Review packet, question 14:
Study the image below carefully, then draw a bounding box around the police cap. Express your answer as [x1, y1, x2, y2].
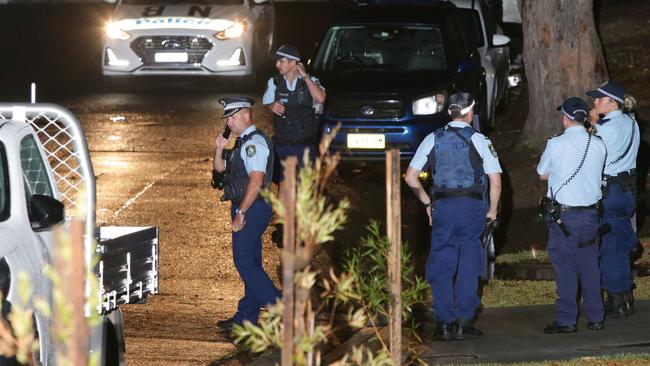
[447, 92, 475, 116]
[275, 44, 301, 62]
[556, 97, 589, 123]
[219, 96, 254, 118]
[586, 81, 624, 103]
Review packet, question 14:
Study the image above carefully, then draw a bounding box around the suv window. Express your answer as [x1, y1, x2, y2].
[314, 25, 447, 72]
[20, 136, 54, 204]
[480, 0, 498, 46]
[0, 143, 9, 221]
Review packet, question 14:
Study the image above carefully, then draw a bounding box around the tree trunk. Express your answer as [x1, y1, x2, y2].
[520, 0, 607, 148]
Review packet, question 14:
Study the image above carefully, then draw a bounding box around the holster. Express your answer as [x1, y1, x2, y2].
[538, 196, 558, 222]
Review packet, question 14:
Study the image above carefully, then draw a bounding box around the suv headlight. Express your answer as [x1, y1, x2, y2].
[214, 21, 247, 40]
[412, 94, 446, 115]
[105, 22, 131, 40]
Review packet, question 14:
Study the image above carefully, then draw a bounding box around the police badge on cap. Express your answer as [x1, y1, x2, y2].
[219, 96, 255, 118]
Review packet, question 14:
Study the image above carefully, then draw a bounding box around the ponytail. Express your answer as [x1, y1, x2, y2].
[623, 95, 636, 114]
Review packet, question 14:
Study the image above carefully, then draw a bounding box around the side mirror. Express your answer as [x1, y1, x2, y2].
[28, 194, 64, 231]
[492, 34, 511, 47]
[457, 58, 479, 74]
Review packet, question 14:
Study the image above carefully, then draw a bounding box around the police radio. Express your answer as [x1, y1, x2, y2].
[211, 126, 233, 190]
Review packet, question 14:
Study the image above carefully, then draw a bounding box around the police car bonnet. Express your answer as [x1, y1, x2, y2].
[220, 97, 255, 118]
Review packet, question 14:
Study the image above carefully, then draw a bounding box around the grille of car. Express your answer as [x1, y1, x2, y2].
[328, 98, 405, 119]
[130, 36, 213, 65]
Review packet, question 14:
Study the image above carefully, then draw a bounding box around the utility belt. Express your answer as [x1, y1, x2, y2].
[431, 191, 483, 201]
[602, 169, 636, 197]
[538, 197, 599, 238]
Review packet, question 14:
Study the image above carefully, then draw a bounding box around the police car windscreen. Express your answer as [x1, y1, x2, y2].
[314, 25, 447, 72]
[122, 0, 243, 4]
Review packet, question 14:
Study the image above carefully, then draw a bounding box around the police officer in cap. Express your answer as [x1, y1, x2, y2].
[213, 97, 281, 330]
[405, 92, 502, 340]
[263, 44, 326, 245]
[537, 97, 607, 334]
[586, 81, 640, 318]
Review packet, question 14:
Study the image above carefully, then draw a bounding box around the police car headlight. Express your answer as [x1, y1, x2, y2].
[105, 22, 131, 40]
[412, 94, 446, 115]
[215, 21, 247, 40]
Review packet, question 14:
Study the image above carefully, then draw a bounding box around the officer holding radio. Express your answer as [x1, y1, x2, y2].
[405, 92, 502, 341]
[263, 44, 326, 246]
[537, 97, 607, 334]
[213, 97, 281, 330]
[586, 81, 640, 318]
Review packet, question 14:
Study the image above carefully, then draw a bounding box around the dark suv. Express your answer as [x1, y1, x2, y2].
[311, 1, 485, 159]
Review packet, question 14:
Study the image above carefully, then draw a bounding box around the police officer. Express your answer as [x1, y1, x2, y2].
[262, 44, 326, 244]
[405, 92, 502, 341]
[586, 81, 640, 317]
[213, 97, 281, 330]
[537, 97, 607, 334]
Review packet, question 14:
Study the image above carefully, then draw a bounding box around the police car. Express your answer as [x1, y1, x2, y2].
[312, 1, 486, 160]
[102, 0, 273, 77]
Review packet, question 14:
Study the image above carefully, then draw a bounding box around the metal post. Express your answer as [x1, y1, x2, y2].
[385, 149, 401, 365]
[281, 157, 298, 366]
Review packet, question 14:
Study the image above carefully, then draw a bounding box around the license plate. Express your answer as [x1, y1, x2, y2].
[155, 52, 188, 63]
[346, 133, 386, 149]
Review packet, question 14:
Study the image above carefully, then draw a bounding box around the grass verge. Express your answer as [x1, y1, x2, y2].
[475, 353, 650, 366]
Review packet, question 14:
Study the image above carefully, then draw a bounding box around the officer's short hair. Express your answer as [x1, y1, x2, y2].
[448, 92, 475, 119]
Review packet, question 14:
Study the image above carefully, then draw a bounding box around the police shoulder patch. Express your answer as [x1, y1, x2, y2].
[488, 143, 498, 158]
[246, 144, 256, 157]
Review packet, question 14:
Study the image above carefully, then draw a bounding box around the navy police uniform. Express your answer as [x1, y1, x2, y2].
[537, 97, 607, 333]
[409, 96, 502, 334]
[219, 97, 281, 326]
[262, 44, 325, 182]
[587, 82, 640, 315]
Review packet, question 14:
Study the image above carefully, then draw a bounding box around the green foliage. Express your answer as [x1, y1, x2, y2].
[332, 346, 393, 366]
[342, 221, 429, 321]
[495, 249, 548, 265]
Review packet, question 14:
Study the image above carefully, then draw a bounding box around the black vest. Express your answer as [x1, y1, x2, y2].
[223, 130, 274, 203]
[426, 126, 486, 201]
[272, 76, 319, 145]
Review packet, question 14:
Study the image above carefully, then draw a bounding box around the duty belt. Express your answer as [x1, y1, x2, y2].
[560, 203, 599, 212]
[604, 168, 636, 180]
[433, 191, 483, 200]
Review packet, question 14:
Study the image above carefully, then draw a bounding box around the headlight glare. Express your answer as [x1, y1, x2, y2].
[106, 22, 131, 40]
[412, 93, 446, 115]
[215, 21, 246, 40]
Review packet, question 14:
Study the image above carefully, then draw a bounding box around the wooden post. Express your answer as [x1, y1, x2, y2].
[385, 149, 401, 365]
[54, 219, 88, 366]
[281, 157, 298, 366]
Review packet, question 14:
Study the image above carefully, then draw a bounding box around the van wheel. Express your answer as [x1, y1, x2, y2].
[104, 318, 124, 366]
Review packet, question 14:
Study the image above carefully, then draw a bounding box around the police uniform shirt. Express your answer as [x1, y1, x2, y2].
[536, 126, 607, 206]
[239, 125, 270, 175]
[262, 75, 326, 113]
[409, 121, 503, 174]
[594, 109, 640, 176]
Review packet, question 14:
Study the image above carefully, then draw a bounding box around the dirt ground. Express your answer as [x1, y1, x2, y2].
[114, 1, 650, 364]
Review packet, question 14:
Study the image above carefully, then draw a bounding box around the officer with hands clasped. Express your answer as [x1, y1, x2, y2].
[213, 97, 281, 330]
[537, 97, 607, 334]
[586, 81, 640, 318]
[405, 92, 502, 341]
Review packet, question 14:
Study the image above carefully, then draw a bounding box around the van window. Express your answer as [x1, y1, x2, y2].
[0, 143, 9, 221]
[20, 136, 54, 203]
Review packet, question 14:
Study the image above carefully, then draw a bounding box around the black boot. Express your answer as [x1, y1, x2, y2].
[622, 289, 635, 315]
[453, 319, 483, 340]
[272, 223, 283, 248]
[605, 291, 628, 319]
[433, 321, 452, 341]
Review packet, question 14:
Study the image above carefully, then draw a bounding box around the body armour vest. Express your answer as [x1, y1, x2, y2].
[273, 76, 318, 145]
[427, 126, 486, 201]
[223, 130, 274, 204]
